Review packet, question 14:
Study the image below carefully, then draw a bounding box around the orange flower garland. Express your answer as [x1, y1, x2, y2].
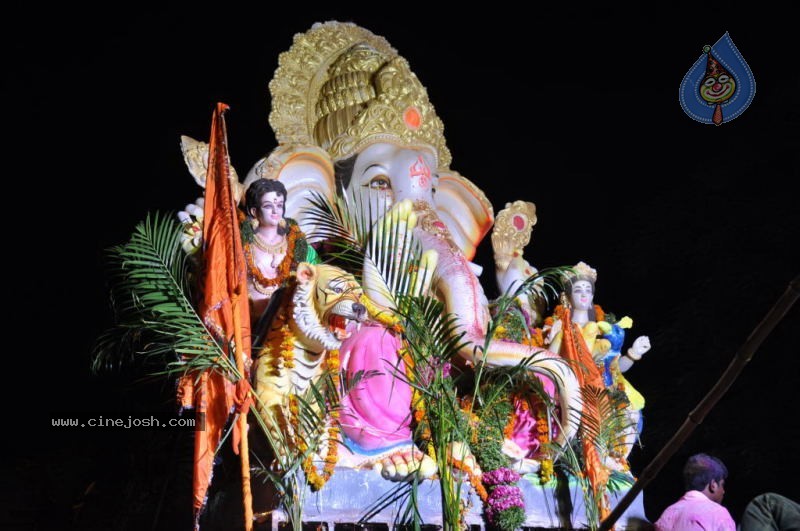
[548, 304, 605, 324]
[522, 328, 545, 348]
[295, 349, 341, 491]
[594, 304, 605, 323]
[535, 410, 553, 484]
[450, 456, 488, 502]
[403, 347, 436, 458]
[245, 223, 300, 289]
[503, 396, 525, 440]
[279, 324, 295, 369]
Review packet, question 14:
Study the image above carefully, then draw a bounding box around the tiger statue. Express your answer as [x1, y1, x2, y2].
[252, 262, 367, 452]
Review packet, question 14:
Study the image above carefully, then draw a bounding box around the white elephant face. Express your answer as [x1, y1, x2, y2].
[347, 143, 438, 211]
[248, 142, 493, 260]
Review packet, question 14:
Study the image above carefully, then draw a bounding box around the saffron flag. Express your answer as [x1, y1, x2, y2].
[179, 102, 252, 520]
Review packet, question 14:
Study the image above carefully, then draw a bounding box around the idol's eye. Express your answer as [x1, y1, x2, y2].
[718, 74, 729, 83]
[704, 77, 716, 87]
[365, 175, 391, 191]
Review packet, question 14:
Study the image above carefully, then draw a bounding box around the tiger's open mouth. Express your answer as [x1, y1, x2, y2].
[328, 314, 363, 340]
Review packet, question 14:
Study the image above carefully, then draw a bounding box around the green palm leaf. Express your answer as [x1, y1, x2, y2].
[92, 213, 238, 380]
[305, 190, 426, 310]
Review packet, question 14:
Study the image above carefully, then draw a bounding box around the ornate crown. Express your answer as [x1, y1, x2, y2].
[567, 261, 598, 284]
[491, 201, 538, 270]
[269, 21, 451, 169]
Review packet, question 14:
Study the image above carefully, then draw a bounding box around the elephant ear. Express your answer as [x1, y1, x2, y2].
[179, 135, 244, 201]
[435, 170, 494, 261]
[243, 145, 335, 243]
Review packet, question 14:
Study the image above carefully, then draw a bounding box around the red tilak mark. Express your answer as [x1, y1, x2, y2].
[410, 156, 431, 188]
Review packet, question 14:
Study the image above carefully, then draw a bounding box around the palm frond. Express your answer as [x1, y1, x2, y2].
[305, 191, 367, 272]
[489, 266, 572, 332]
[307, 190, 429, 311]
[574, 386, 633, 455]
[510, 265, 573, 305]
[358, 481, 414, 526]
[91, 213, 240, 379]
[399, 296, 467, 363]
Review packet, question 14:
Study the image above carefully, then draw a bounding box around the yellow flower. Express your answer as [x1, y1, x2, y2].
[540, 459, 554, 484]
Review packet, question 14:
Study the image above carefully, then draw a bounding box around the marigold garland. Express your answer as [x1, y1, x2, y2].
[503, 396, 527, 440]
[594, 304, 605, 323]
[549, 304, 605, 324]
[522, 327, 545, 348]
[535, 410, 553, 484]
[279, 324, 295, 369]
[245, 223, 300, 289]
[450, 456, 488, 502]
[404, 347, 434, 452]
[287, 348, 342, 491]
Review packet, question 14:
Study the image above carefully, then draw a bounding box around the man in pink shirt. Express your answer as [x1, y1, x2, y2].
[655, 453, 736, 531]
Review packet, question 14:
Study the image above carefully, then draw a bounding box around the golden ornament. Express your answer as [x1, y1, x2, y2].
[269, 21, 451, 169]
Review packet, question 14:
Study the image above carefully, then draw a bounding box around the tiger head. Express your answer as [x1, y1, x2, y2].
[292, 262, 367, 352]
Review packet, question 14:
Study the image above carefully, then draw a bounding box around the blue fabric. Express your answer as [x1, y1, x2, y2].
[601, 324, 626, 387]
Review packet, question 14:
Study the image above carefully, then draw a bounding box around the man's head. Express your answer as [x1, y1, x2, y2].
[683, 453, 728, 503]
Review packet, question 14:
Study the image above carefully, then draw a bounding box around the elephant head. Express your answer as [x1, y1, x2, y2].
[240, 22, 583, 447]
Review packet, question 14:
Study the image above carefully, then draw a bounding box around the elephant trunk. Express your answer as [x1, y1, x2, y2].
[460, 332, 582, 445]
[413, 219, 582, 444]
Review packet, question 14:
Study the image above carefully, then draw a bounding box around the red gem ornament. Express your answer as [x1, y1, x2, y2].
[403, 107, 421, 130]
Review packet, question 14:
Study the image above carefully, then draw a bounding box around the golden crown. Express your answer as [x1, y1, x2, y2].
[269, 21, 451, 168]
[569, 261, 598, 284]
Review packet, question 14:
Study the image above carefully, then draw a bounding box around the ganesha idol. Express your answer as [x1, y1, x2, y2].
[180, 22, 582, 479]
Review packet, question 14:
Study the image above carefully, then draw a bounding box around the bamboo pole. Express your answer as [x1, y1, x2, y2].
[218, 101, 253, 531]
[232, 289, 253, 531]
[599, 275, 800, 531]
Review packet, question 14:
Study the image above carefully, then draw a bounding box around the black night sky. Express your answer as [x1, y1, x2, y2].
[4, 6, 799, 530]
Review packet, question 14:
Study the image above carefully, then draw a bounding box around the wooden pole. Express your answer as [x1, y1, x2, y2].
[599, 275, 800, 531]
[232, 290, 253, 531]
[217, 101, 253, 531]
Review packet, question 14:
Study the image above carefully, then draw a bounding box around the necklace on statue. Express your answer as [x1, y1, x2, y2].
[253, 233, 287, 267]
[243, 225, 297, 293]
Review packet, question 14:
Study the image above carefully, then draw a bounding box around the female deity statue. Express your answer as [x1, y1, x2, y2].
[544, 262, 652, 467]
[242, 178, 318, 319]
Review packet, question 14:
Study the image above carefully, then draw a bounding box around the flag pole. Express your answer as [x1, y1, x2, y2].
[232, 290, 253, 531]
[201, 102, 253, 530]
[216, 103, 254, 531]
